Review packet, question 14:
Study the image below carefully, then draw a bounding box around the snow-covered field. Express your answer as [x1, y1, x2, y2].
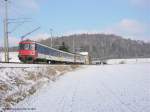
[107, 58, 150, 64]
[13, 63, 150, 112]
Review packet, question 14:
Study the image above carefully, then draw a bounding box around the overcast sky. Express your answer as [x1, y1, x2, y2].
[0, 0, 149, 46]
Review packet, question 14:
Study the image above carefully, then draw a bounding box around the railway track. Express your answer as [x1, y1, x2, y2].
[0, 61, 24, 64]
[0, 61, 82, 68]
[0, 61, 57, 68]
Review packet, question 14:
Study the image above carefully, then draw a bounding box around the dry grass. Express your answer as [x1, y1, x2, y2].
[70, 65, 80, 69]
[54, 66, 68, 72]
[14, 77, 26, 86]
[0, 84, 8, 91]
[3, 85, 38, 109]
[28, 86, 36, 95]
[46, 67, 57, 76]
[25, 72, 43, 81]
[4, 92, 24, 106]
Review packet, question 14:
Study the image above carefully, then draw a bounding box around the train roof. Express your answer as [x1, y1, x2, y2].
[19, 39, 36, 44]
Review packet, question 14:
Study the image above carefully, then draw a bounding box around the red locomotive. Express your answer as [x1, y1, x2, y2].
[18, 40, 37, 63]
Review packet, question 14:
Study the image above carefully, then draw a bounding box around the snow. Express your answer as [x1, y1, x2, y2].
[107, 58, 150, 65]
[0, 63, 56, 68]
[0, 67, 50, 111]
[79, 52, 88, 55]
[0, 52, 20, 62]
[14, 63, 150, 112]
[0, 65, 77, 111]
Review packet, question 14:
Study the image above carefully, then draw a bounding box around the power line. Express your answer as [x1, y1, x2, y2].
[8, 20, 31, 34]
[21, 26, 40, 41]
[8, 1, 42, 35]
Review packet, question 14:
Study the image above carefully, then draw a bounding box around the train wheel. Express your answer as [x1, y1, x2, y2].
[47, 60, 51, 64]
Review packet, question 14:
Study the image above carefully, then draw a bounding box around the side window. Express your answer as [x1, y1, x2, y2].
[37, 44, 43, 53]
[30, 44, 35, 50]
[24, 44, 29, 50]
[35, 44, 37, 50]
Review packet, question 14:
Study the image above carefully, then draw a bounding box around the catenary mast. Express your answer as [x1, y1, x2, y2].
[4, 0, 9, 62]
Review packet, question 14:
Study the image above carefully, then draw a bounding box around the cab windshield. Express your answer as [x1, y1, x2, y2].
[19, 44, 35, 50]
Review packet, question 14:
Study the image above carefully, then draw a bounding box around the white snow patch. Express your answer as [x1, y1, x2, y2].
[0, 52, 20, 62]
[107, 58, 150, 65]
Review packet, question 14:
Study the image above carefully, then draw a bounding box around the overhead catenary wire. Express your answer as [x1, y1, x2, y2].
[6, 0, 42, 39]
[8, 20, 31, 34]
[21, 26, 40, 41]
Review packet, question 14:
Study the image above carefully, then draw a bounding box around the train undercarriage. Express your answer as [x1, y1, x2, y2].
[18, 55, 83, 64]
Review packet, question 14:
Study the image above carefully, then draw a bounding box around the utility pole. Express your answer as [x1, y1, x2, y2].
[4, 0, 9, 62]
[73, 36, 76, 63]
[73, 36, 75, 53]
[50, 28, 53, 47]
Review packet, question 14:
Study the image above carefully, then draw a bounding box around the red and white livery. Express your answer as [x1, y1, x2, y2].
[18, 40, 86, 64]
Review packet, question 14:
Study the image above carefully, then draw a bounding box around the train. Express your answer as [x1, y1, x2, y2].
[18, 39, 88, 64]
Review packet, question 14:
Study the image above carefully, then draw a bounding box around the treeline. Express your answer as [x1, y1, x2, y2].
[40, 34, 150, 59]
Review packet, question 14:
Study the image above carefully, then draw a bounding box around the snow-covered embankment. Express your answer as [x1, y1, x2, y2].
[0, 65, 79, 111]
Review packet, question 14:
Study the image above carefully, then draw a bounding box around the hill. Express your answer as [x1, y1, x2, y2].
[40, 34, 150, 59]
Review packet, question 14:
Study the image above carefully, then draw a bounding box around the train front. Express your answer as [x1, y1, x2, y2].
[18, 40, 37, 63]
